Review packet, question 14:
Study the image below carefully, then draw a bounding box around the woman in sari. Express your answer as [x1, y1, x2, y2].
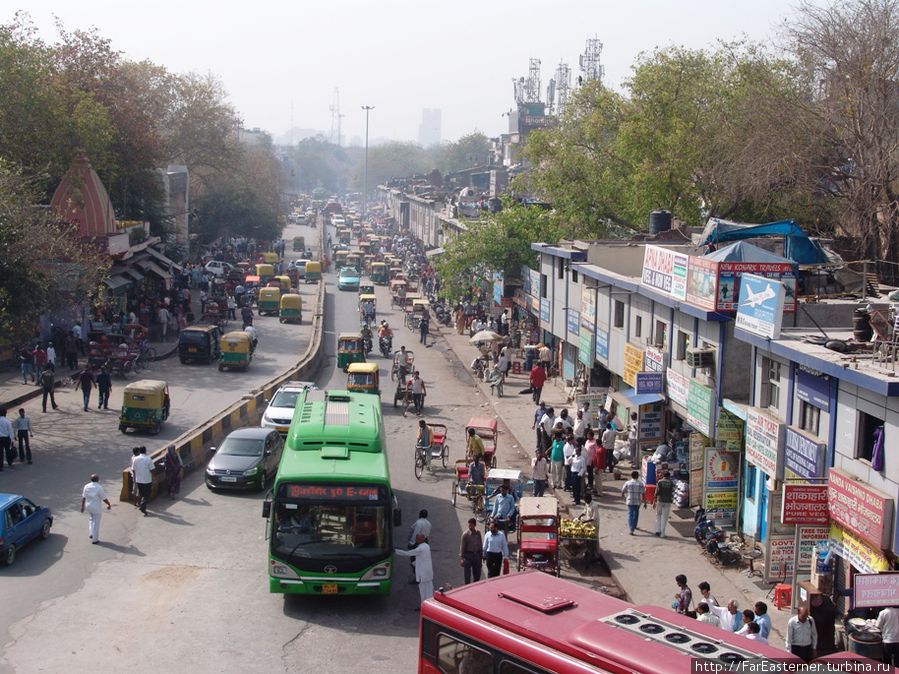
[164, 444, 183, 498]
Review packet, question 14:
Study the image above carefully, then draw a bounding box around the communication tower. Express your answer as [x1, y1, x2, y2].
[579, 37, 604, 83]
[329, 88, 343, 146]
[553, 61, 571, 116]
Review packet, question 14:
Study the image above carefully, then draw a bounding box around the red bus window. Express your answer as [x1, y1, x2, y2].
[436, 633, 492, 673]
[499, 661, 545, 674]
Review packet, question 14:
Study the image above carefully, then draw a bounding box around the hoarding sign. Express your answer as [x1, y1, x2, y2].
[686, 380, 714, 437]
[745, 407, 785, 480]
[716, 410, 744, 452]
[636, 372, 665, 395]
[644, 346, 666, 373]
[782, 484, 830, 525]
[567, 309, 580, 337]
[686, 256, 719, 311]
[529, 269, 541, 298]
[735, 273, 786, 340]
[829, 524, 891, 574]
[704, 448, 740, 488]
[539, 297, 550, 323]
[854, 573, 899, 608]
[666, 367, 689, 408]
[704, 489, 738, 524]
[796, 370, 831, 412]
[578, 331, 593, 366]
[595, 326, 609, 361]
[828, 468, 893, 550]
[784, 426, 827, 481]
[641, 245, 688, 300]
[718, 262, 797, 313]
[638, 402, 664, 442]
[580, 286, 595, 333]
[768, 527, 833, 577]
[622, 344, 644, 388]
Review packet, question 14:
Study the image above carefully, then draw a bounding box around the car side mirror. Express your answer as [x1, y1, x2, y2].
[208, 446, 217, 454]
[262, 501, 271, 519]
[393, 508, 402, 527]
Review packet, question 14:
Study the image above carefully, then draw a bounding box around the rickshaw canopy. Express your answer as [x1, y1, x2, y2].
[280, 293, 302, 310]
[122, 379, 168, 406]
[221, 331, 252, 351]
[258, 287, 281, 302]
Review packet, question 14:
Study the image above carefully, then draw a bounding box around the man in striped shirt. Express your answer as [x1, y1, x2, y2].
[620, 471, 644, 535]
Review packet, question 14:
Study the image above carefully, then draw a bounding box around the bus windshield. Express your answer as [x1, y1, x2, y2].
[272, 500, 388, 563]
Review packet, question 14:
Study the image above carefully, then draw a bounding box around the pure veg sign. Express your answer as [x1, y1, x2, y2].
[782, 484, 829, 525]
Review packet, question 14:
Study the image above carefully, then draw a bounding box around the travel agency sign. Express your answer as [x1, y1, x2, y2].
[735, 273, 786, 340]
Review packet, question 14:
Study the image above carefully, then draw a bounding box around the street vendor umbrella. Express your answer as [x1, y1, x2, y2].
[469, 330, 502, 343]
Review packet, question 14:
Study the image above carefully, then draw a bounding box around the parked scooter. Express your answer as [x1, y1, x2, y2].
[693, 508, 726, 547]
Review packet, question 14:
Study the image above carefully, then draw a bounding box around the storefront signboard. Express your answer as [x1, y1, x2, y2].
[745, 407, 785, 480]
[686, 256, 719, 311]
[623, 344, 644, 388]
[529, 269, 541, 298]
[666, 367, 689, 408]
[539, 297, 550, 323]
[578, 331, 593, 366]
[796, 370, 831, 412]
[704, 489, 738, 524]
[686, 380, 714, 437]
[567, 309, 580, 337]
[638, 402, 664, 442]
[735, 274, 786, 340]
[595, 326, 609, 361]
[641, 245, 688, 301]
[828, 468, 893, 550]
[704, 448, 740, 488]
[718, 262, 797, 313]
[768, 526, 832, 577]
[635, 372, 665, 395]
[853, 573, 899, 609]
[782, 484, 829, 525]
[829, 524, 890, 574]
[783, 426, 827, 481]
[644, 346, 666, 373]
[716, 409, 744, 452]
[580, 286, 595, 333]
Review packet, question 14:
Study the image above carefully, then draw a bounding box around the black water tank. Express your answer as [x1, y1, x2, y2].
[853, 307, 873, 342]
[649, 210, 672, 234]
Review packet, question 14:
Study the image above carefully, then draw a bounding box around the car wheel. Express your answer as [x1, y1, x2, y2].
[4, 544, 15, 566]
[40, 519, 51, 540]
[259, 472, 268, 493]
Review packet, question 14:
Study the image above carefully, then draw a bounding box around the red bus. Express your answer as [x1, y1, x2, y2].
[420, 571, 805, 673]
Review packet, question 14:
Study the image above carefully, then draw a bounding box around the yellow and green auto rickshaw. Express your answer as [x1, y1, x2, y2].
[292, 236, 305, 252]
[337, 332, 365, 371]
[119, 379, 170, 434]
[304, 261, 322, 283]
[255, 263, 275, 283]
[275, 275, 292, 293]
[346, 252, 361, 270]
[359, 293, 377, 325]
[219, 331, 253, 371]
[338, 228, 352, 244]
[260, 251, 280, 265]
[347, 362, 380, 396]
[334, 251, 348, 270]
[370, 262, 387, 284]
[257, 287, 281, 315]
[279, 293, 303, 324]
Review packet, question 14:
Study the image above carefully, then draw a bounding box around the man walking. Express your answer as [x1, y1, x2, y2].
[410, 371, 426, 415]
[620, 470, 644, 535]
[532, 449, 549, 497]
[601, 423, 619, 473]
[459, 518, 483, 585]
[158, 304, 171, 341]
[77, 366, 96, 412]
[131, 446, 154, 515]
[529, 362, 546, 404]
[0, 408, 14, 470]
[39, 365, 58, 412]
[532, 401, 546, 449]
[483, 521, 509, 578]
[96, 367, 112, 410]
[81, 474, 112, 544]
[394, 534, 433, 606]
[538, 343, 551, 374]
[785, 606, 817, 662]
[570, 444, 587, 505]
[653, 470, 674, 537]
[64, 333, 78, 370]
[14, 408, 33, 465]
[418, 311, 430, 346]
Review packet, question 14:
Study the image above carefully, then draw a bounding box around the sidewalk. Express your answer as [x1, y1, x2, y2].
[436, 323, 791, 646]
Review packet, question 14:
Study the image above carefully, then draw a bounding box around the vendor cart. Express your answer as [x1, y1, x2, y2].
[559, 517, 599, 567]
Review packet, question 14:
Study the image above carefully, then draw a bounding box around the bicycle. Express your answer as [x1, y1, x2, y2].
[414, 444, 430, 480]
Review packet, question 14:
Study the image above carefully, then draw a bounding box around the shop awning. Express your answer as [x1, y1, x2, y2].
[136, 259, 172, 280]
[145, 246, 182, 273]
[425, 247, 445, 258]
[102, 274, 132, 291]
[607, 387, 665, 411]
[124, 268, 145, 282]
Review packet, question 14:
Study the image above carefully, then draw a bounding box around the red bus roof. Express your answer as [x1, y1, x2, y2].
[425, 572, 799, 673]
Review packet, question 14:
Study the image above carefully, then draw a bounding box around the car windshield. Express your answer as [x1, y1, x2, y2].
[273, 502, 388, 560]
[270, 390, 302, 408]
[218, 438, 265, 456]
[340, 268, 358, 278]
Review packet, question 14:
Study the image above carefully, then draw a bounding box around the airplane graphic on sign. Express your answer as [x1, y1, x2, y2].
[741, 284, 776, 308]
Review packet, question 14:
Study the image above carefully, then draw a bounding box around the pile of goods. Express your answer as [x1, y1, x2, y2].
[560, 518, 597, 539]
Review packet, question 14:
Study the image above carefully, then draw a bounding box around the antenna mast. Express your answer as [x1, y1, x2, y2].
[329, 88, 341, 145]
[578, 37, 604, 83]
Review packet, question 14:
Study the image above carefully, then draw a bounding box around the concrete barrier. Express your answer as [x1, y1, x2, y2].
[119, 278, 327, 501]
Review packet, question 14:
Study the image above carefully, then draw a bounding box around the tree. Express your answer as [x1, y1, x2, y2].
[436, 131, 491, 173]
[435, 200, 564, 301]
[350, 141, 431, 191]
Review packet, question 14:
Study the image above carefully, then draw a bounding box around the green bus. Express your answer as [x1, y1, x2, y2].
[263, 388, 401, 596]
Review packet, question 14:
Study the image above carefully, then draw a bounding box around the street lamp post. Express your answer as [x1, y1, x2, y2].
[361, 105, 374, 218]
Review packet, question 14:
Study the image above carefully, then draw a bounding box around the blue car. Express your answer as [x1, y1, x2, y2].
[0, 493, 53, 566]
[337, 267, 361, 291]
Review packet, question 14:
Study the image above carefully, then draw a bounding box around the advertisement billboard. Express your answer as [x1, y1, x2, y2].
[641, 245, 688, 300]
[686, 256, 719, 311]
[580, 286, 595, 333]
[828, 468, 893, 550]
[782, 484, 830, 525]
[745, 407, 785, 480]
[735, 274, 786, 340]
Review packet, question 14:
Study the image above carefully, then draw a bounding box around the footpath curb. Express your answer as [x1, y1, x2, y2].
[118, 280, 327, 501]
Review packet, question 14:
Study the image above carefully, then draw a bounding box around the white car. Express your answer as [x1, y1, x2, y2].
[331, 214, 346, 227]
[261, 381, 316, 434]
[204, 260, 234, 278]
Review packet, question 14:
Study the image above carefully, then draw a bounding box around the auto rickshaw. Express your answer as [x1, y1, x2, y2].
[334, 251, 348, 270]
[389, 267, 404, 281]
[338, 228, 352, 244]
[359, 293, 377, 325]
[304, 261, 322, 283]
[337, 333, 366, 371]
[119, 379, 170, 434]
[371, 262, 387, 284]
[257, 287, 281, 315]
[255, 263, 275, 283]
[346, 362, 380, 396]
[359, 241, 372, 255]
[276, 274, 292, 292]
[358, 283, 375, 297]
[260, 251, 280, 265]
[346, 252, 361, 270]
[279, 293, 303, 324]
[219, 331, 253, 371]
[406, 298, 430, 330]
[292, 236, 305, 252]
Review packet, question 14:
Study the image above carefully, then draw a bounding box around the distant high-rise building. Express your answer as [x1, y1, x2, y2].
[418, 109, 442, 147]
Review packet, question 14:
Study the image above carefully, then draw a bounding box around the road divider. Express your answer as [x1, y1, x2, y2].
[119, 278, 326, 501]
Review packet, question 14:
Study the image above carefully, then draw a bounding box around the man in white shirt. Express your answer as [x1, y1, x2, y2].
[745, 622, 767, 644]
[785, 607, 817, 662]
[539, 407, 555, 450]
[483, 521, 509, 578]
[601, 425, 619, 472]
[131, 447, 154, 515]
[712, 600, 742, 632]
[877, 606, 899, 666]
[698, 581, 718, 608]
[0, 408, 15, 470]
[81, 474, 112, 543]
[405, 510, 431, 583]
[394, 534, 433, 606]
[573, 410, 587, 443]
[696, 602, 720, 627]
[570, 445, 587, 505]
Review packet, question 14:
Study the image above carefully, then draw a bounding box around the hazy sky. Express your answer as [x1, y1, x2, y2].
[12, 1, 809, 144]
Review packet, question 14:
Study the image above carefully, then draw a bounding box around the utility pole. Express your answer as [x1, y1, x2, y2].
[361, 105, 374, 217]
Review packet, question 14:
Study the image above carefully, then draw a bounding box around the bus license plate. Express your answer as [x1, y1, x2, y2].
[219, 476, 237, 483]
[322, 584, 338, 595]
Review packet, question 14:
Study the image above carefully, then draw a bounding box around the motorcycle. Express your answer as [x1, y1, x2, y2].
[379, 335, 392, 357]
[362, 335, 372, 355]
[694, 508, 726, 547]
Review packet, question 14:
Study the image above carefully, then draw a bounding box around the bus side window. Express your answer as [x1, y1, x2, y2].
[499, 660, 545, 674]
[436, 633, 492, 674]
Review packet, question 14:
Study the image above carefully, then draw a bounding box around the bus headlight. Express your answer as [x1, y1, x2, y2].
[270, 561, 299, 579]
[361, 563, 391, 581]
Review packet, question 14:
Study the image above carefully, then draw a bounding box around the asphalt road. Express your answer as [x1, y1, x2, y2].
[1, 224, 495, 673]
